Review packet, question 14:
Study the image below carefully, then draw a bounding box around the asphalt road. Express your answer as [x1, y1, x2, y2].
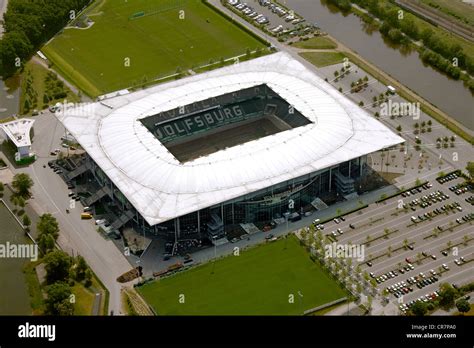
[19, 111, 132, 315]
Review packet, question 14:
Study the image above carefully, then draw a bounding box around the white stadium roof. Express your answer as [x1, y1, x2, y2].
[57, 52, 404, 226]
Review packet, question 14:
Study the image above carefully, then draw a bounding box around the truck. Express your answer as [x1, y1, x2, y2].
[81, 213, 92, 219]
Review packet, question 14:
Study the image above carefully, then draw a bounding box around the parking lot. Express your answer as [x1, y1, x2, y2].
[314, 173, 473, 314]
[226, 0, 313, 37]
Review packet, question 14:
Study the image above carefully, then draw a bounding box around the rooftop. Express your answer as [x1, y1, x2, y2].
[0, 118, 35, 148]
[56, 52, 404, 226]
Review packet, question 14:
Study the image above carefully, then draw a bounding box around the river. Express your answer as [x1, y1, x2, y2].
[286, 0, 474, 131]
[0, 77, 20, 120]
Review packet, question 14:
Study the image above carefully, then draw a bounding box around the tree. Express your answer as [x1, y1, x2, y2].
[84, 269, 93, 288]
[396, 125, 402, 132]
[37, 213, 60, 240]
[74, 255, 88, 282]
[466, 162, 474, 181]
[17, 196, 25, 208]
[416, 251, 425, 260]
[366, 295, 373, 313]
[38, 233, 56, 254]
[10, 195, 19, 211]
[44, 282, 74, 316]
[44, 250, 71, 284]
[22, 214, 31, 231]
[11, 173, 33, 198]
[403, 239, 409, 250]
[411, 301, 427, 316]
[438, 283, 457, 309]
[456, 298, 470, 314]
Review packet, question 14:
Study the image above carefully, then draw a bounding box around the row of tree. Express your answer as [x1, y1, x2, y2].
[43, 251, 92, 315]
[0, 0, 90, 78]
[410, 283, 472, 316]
[420, 49, 462, 79]
[326, 0, 352, 12]
[337, 0, 474, 92]
[4, 173, 93, 315]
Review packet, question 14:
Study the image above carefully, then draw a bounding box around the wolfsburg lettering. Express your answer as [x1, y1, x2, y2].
[154, 105, 244, 141]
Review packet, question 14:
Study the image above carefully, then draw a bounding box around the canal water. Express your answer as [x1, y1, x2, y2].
[286, 0, 474, 130]
[0, 76, 20, 120]
[0, 203, 31, 315]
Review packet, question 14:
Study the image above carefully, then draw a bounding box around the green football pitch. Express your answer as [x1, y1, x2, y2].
[42, 0, 267, 97]
[137, 236, 347, 315]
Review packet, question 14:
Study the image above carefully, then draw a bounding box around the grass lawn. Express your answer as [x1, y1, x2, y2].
[19, 60, 79, 115]
[138, 236, 347, 315]
[299, 51, 347, 67]
[419, 0, 474, 27]
[42, 0, 267, 97]
[293, 36, 337, 49]
[72, 283, 96, 315]
[454, 303, 474, 316]
[23, 259, 107, 315]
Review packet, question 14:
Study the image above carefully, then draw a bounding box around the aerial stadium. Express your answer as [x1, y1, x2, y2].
[55, 52, 404, 245]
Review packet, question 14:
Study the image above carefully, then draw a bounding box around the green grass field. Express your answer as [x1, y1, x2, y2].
[299, 51, 347, 67]
[420, 0, 474, 27]
[138, 236, 347, 315]
[293, 36, 337, 50]
[42, 0, 267, 97]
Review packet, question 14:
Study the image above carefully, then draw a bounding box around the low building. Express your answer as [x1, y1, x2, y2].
[0, 118, 36, 163]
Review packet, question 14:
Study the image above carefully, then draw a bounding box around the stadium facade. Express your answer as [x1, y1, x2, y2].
[56, 52, 404, 241]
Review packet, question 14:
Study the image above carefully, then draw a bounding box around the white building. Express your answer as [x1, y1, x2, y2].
[0, 118, 35, 162]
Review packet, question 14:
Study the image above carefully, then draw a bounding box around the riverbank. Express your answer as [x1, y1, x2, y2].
[331, 43, 474, 144]
[293, 32, 473, 144]
[286, 0, 473, 133]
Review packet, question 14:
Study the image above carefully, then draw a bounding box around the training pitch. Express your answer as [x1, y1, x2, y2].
[43, 0, 266, 97]
[137, 236, 347, 315]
